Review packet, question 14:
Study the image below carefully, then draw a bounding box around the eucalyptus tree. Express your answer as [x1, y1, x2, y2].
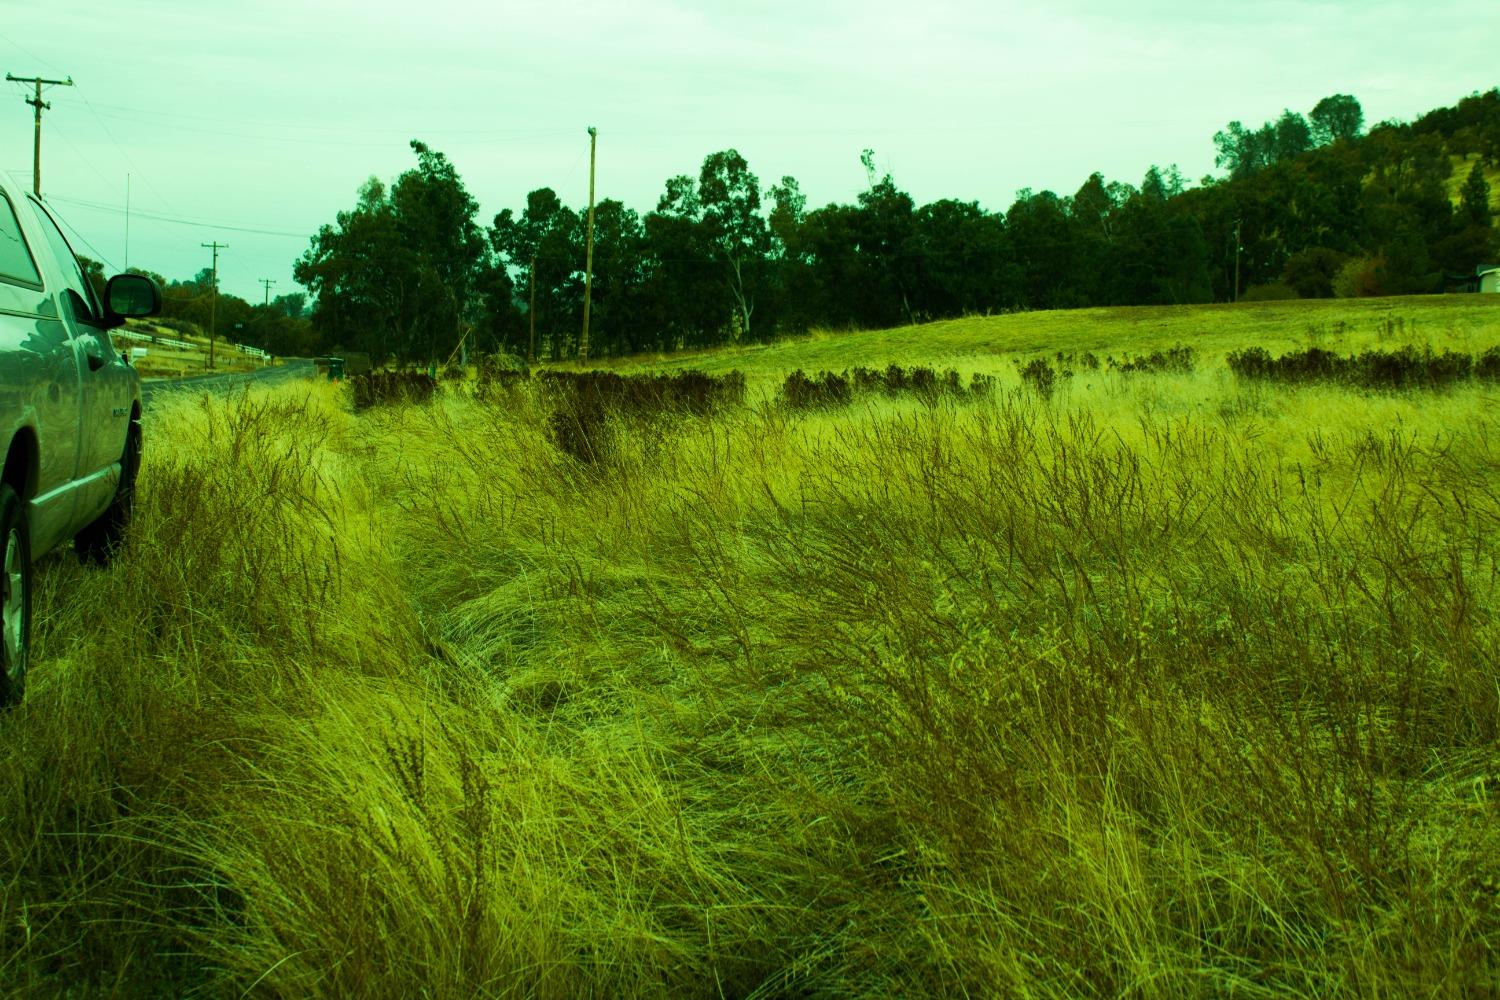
[490, 188, 582, 360]
[297, 141, 490, 363]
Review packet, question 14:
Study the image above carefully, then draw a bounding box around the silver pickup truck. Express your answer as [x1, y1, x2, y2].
[0, 172, 161, 706]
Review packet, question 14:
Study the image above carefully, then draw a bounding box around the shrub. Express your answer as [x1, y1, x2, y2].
[348, 370, 440, 411]
[778, 365, 972, 411]
[1282, 247, 1350, 299]
[535, 369, 747, 461]
[1018, 358, 1058, 399]
[1332, 257, 1383, 298]
[1108, 345, 1196, 375]
[779, 369, 852, 410]
[1227, 345, 1486, 390]
[1478, 347, 1500, 381]
[1242, 281, 1300, 302]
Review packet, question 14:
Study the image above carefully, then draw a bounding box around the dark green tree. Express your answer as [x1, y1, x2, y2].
[855, 149, 918, 324]
[641, 177, 722, 350]
[270, 291, 306, 319]
[1281, 247, 1348, 298]
[391, 141, 488, 362]
[490, 188, 581, 360]
[584, 199, 647, 354]
[1273, 110, 1313, 161]
[697, 149, 768, 341]
[1006, 188, 1080, 309]
[296, 177, 412, 363]
[909, 199, 1011, 318]
[1459, 159, 1493, 227]
[296, 143, 490, 364]
[1309, 94, 1364, 145]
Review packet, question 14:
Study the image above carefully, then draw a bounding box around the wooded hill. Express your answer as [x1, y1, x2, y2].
[291, 88, 1500, 363]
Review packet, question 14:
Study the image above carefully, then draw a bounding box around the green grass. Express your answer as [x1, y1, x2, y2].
[595, 294, 1500, 389]
[2, 299, 1498, 996]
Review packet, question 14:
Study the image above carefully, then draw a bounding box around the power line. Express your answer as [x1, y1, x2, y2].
[45, 194, 311, 238]
[45, 198, 117, 272]
[44, 114, 122, 197]
[69, 83, 177, 213]
[53, 103, 579, 149]
[0, 30, 60, 77]
[53, 97, 579, 138]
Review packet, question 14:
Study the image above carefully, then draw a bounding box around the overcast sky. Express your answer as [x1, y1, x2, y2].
[2, 1, 1495, 301]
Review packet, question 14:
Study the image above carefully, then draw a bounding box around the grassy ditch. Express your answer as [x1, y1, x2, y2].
[1, 349, 1498, 996]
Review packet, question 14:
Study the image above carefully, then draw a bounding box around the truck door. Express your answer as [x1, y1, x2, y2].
[25, 200, 132, 490]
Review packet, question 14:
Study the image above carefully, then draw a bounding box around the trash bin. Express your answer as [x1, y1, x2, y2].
[327, 357, 345, 381]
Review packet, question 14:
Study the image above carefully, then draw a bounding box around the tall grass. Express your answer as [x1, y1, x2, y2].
[2, 352, 1497, 995]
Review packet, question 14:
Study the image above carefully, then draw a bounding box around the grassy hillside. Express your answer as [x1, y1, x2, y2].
[1447, 152, 1500, 213]
[600, 294, 1500, 388]
[2, 301, 1498, 996]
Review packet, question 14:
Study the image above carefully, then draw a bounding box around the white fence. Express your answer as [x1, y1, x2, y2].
[112, 328, 272, 363]
[114, 328, 195, 350]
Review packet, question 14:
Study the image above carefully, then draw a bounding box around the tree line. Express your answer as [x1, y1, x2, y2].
[137, 88, 1500, 365]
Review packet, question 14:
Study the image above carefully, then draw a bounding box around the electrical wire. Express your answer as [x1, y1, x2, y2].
[44, 198, 118, 272]
[57, 97, 580, 139]
[46, 116, 123, 198]
[69, 83, 178, 213]
[0, 28, 61, 76]
[46, 195, 312, 239]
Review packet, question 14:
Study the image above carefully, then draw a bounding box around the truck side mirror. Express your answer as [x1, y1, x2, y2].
[103, 274, 162, 327]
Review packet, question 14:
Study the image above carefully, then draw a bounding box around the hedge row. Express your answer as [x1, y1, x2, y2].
[778, 365, 988, 410]
[1227, 346, 1500, 388]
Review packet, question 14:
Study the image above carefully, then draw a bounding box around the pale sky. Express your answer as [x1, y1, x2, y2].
[2, 1, 1495, 301]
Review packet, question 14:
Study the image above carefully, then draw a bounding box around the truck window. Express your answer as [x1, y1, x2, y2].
[0, 194, 42, 289]
[27, 199, 103, 326]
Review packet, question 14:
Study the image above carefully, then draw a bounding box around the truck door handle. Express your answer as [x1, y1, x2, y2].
[87, 353, 106, 371]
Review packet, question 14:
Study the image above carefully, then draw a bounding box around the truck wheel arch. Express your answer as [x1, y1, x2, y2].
[3, 428, 38, 503]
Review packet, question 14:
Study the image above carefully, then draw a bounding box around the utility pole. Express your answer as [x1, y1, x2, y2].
[1232, 219, 1242, 304]
[580, 126, 597, 366]
[6, 73, 73, 197]
[260, 278, 276, 306]
[528, 255, 537, 366]
[200, 241, 226, 368]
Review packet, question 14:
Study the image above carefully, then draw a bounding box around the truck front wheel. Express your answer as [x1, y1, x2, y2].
[0, 484, 31, 708]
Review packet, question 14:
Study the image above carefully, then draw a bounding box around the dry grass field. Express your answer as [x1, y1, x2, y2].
[2, 296, 1498, 996]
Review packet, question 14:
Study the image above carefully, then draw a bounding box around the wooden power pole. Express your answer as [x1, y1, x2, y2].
[528, 255, 537, 366]
[580, 126, 597, 366]
[260, 278, 276, 306]
[6, 73, 73, 197]
[1232, 219, 1242, 304]
[200, 241, 227, 368]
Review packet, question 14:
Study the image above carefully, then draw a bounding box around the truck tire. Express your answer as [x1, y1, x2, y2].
[0, 484, 31, 708]
[75, 418, 141, 565]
